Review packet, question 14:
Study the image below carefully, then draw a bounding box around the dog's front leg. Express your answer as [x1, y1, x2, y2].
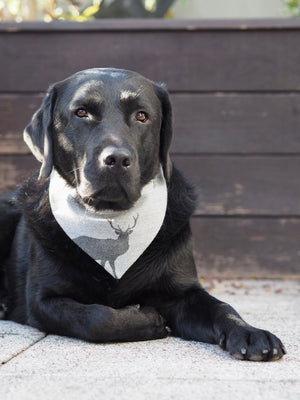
[161, 288, 286, 361]
[27, 297, 167, 342]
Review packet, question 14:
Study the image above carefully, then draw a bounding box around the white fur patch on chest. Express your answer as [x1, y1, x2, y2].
[49, 167, 167, 279]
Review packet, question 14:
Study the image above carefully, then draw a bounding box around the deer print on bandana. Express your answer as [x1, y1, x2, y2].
[49, 166, 167, 279]
[73, 215, 139, 279]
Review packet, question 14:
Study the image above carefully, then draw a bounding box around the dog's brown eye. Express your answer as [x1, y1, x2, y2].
[136, 111, 148, 123]
[75, 108, 88, 118]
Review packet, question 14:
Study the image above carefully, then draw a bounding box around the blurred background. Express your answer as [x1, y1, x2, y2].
[1, 0, 299, 22]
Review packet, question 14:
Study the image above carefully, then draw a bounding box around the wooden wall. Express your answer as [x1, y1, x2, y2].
[1, 19, 300, 277]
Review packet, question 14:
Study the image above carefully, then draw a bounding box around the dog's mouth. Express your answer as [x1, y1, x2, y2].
[77, 183, 141, 212]
[73, 162, 143, 211]
[81, 192, 135, 211]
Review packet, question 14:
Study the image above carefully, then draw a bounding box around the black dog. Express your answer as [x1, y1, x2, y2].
[0, 68, 285, 361]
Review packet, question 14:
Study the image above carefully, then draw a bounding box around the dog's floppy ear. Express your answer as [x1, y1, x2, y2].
[23, 84, 57, 180]
[153, 83, 173, 182]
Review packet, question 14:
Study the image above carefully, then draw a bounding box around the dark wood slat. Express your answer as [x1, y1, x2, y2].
[171, 93, 300, 153]
[1, 29, 300, 92]
[1, 93, 300, 154]
[1, 155, 299, 278]
[0, 94, 43, 154]
[0, 155, 38, 194]
[191, 217, 300, 278]
[2, 19, 300, 32]
[173, 155, 300, 216]
[0, 132, 28, 154]
[2, 154, 300, 217]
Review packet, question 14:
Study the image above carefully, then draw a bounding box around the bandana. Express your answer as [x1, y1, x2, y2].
[49, 167, 167, 279]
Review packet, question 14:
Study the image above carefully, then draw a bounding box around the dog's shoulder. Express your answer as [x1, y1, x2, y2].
[17, 173, 52, 228]
[164, 164, 198, 234]
[16, 174, 101, 277]
[0, 190, 22, 262]
[16, 174, 74, 258]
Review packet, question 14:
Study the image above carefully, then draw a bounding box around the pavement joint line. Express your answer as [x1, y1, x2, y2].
[0, 333, 47, 366]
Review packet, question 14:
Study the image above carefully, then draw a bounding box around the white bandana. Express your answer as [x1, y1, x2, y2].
[49, 167, 167, 279]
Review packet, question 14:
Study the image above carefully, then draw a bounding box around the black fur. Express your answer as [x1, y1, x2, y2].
[0, 68, 285, 361]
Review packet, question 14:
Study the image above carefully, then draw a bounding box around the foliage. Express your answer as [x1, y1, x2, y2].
[0, 0, 175, 22]
[284, 0, 300, 16]
[0, 0, 102, 22]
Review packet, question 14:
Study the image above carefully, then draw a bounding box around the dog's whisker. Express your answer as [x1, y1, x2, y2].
[68, 167, 80, 174]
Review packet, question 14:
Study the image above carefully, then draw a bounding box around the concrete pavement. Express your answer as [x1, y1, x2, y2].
[0, 279, 299, 400]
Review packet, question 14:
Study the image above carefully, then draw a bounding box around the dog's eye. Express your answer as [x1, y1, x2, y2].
[75, 108, 88, 118]
[136, 111, 148, 123]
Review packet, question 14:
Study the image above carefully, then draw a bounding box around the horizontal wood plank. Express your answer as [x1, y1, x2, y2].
[2, 19, 300, 32]
[0, 94, 43, 154]
[1, 155, 299, 278]
[173, 155, 300, 216]
[191, 217, 300, 278]
[0, 155, 38, 194]
[1, 29, 300, 92]
[1, 93, 300, 154]
[171, 93, 300, 153]
[1, 154, 300, 217]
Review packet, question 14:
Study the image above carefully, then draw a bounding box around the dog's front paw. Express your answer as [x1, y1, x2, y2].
[124, 305, 168, 341]
[0, 303, 7, 319]
[139, 306, 169, 339]
[219, 325, 286, 361]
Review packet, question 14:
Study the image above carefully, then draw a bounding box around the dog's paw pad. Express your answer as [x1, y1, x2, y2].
[222, 326, 286, 362]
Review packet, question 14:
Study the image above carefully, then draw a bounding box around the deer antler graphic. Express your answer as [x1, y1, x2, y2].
[108, 214, 139, 234]
[74, 214, 140, 278]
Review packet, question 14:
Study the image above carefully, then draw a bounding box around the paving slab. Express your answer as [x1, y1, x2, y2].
[0, 280, 299, 400]
[0, 320, 45, 364]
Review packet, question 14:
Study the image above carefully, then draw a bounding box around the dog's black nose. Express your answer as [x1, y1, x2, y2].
[100, 146, 132, 169]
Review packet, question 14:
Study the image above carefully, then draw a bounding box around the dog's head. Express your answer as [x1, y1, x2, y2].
[24, 68, 173, 211]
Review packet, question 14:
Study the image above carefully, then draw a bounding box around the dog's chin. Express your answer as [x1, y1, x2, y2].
[77, 188, 141, 212]
[82, 197, 135, 212]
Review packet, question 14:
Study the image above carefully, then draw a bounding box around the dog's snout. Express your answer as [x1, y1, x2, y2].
[100, 146, 132, 169]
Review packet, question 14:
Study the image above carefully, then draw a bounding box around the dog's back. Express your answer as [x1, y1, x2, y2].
[0, 191, 22, 315]
[0, 192, 21, 261]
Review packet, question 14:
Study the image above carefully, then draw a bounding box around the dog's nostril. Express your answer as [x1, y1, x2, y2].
[122, 158, 131, 168]
[104, 155, 116, 167]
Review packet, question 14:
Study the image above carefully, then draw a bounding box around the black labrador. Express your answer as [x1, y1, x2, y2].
[0, 68, 285, 361]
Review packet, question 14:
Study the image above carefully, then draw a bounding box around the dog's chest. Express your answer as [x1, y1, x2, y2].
[49, 167, 167, 280]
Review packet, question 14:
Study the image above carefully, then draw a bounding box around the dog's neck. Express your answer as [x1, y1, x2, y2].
[49, 167, 167, 279]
